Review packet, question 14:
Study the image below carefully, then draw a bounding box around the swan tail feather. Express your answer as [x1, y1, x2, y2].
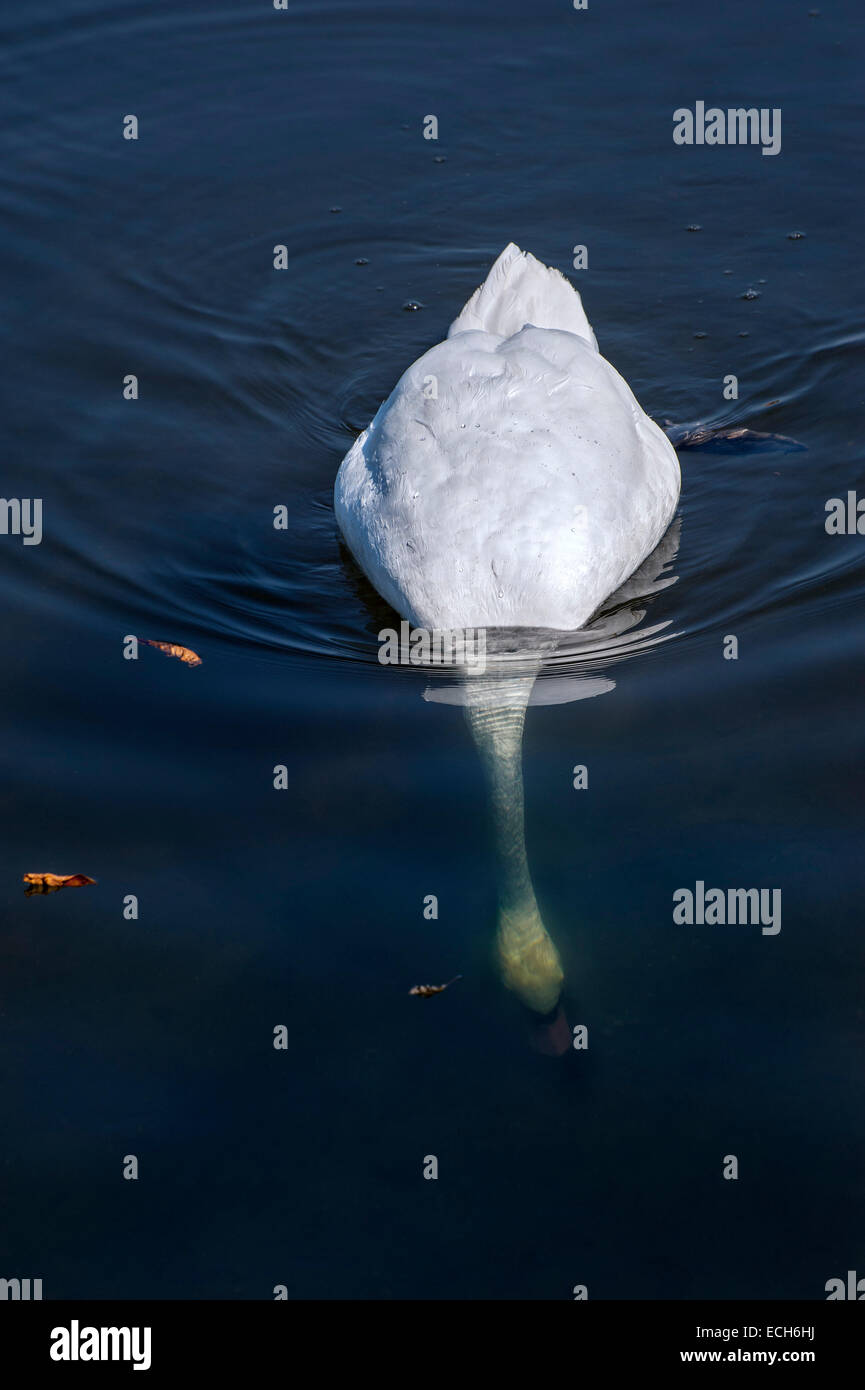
[448, 243, 597, 349]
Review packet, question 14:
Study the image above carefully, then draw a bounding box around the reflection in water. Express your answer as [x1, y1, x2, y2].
[423, 517, 681, 705]
[422, 522, 682, 1044]
[321, 517, 679, 1049]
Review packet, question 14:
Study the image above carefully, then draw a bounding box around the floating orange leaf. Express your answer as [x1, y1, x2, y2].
[23, 872, 96, 896]
[409, 975, 462, 998]
[141, 639, 202, 667]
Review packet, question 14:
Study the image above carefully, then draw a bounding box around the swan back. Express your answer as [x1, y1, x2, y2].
[334, 245, 680, 633]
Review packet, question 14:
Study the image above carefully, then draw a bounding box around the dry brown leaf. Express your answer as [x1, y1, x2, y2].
[23, 872, 97, 896]
[409, 975, 462, 998]
[141, 639, 202, 667]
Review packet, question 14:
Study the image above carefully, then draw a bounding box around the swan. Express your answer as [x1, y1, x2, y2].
[335, 244, 681, 1043]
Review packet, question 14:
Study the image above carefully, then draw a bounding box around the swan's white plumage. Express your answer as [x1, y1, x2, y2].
[335, 243, 680, 631]
[447, 241, 598, 348]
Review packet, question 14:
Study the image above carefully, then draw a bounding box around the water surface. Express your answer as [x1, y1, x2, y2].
[1, 0, 863, 1298]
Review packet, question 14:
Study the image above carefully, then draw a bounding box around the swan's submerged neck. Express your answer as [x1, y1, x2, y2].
[463, 672, 535, 901]
[462, 661, 563, 1015]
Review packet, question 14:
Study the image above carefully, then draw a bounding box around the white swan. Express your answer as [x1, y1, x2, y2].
[336, 243, 680, 631]
[335, 244, 680, 1039]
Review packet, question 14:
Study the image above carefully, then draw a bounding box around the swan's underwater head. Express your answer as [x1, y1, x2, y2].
[334, 244, 681, 1038]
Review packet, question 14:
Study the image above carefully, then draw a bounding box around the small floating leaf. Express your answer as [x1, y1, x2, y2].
[409, 975, 462, 998]
[23, 872, 96, 895]
[141, 639, 202, 667]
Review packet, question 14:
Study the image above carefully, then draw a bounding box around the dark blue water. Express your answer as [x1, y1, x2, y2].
[2, 0, 863, 1299]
